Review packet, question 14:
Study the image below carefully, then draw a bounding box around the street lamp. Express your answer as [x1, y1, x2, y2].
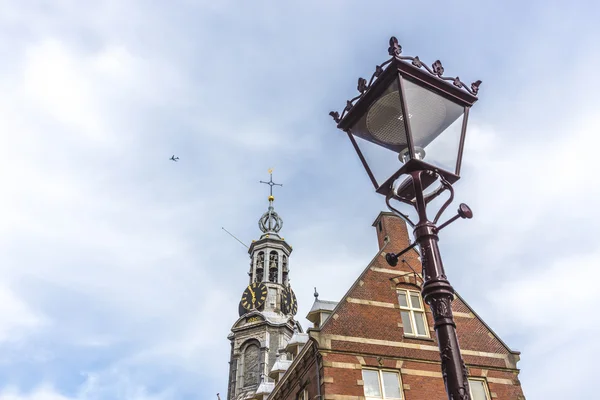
[330, 37, 481, 400]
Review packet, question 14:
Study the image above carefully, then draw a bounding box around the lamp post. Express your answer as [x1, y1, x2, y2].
[329, 37, 481, 400]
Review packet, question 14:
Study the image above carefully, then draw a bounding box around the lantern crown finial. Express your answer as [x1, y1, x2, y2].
[259, 169, 283, 235]
[388, 36, 402, 56]
[330, 36, 482, 128]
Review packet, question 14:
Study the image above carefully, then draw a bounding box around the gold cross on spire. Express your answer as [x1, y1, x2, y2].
[260, 168, 283, 201]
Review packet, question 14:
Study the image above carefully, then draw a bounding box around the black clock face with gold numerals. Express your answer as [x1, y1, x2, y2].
[241, 282, 268, 312]
[281, 290, 289, 314]
[282, 287, 298, 316]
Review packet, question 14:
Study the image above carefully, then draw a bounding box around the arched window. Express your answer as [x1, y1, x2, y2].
[256, 252, 264, 282]
[282, 255, 288, 285]
[243, 344, 260, 387]
[268, 251, 279, 283]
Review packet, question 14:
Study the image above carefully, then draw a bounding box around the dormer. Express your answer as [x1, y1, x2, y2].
[269, 354, 292, 383]
[306, 292, 338, 329]
[253, 375, 275, 400]
[285, 326, 309, 358]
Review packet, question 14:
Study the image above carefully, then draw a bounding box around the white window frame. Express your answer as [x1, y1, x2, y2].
[468, 378, 491, 400]
[397, 289, 430, 338]
[362, 368, 403, 400]
[297, 387, 308, 400]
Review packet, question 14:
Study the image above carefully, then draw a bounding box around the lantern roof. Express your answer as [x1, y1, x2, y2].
[330, 36, 481, 131]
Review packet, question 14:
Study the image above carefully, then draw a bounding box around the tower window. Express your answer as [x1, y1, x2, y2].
[378, 221, 383, 232]
[397, 289, 429, 338]
[243, 344, 260, 387]
[282, 255, 288, 285]
[256, 252, 264, 282]
[268, 251, 279, 283]
[362, 369, 403, 399]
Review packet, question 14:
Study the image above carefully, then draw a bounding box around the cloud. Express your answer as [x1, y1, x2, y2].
[0, 286, 47, 343]
[0, 386, 71, 400]
[0, 1, 599, 399]
[483, 249, 600, 398]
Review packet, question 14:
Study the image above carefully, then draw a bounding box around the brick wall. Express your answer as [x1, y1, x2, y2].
[269, 341, 322, 400]
[268, 212, 525, 400]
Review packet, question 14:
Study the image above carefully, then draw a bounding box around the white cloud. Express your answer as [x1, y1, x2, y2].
[488, 250, 600, 330]
[483, 249, 600, 399]
[21, 40, 109, 143]
[0, 285, 47, 343]
[0, 386, 71, 400]
[0, 1, 599, 399]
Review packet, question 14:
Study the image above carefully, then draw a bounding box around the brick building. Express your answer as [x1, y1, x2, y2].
[227, 182, 525, 400]
[247, 211, 525, 400]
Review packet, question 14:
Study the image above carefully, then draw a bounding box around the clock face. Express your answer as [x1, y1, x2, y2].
[289, 289, 298, 315]
[281, 289, 290, 314]
[241, 282, 268, 312]
[282, 288, 298, 316]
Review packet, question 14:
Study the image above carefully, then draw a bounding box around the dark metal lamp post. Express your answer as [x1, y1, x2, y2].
[329, 37, 481, 400]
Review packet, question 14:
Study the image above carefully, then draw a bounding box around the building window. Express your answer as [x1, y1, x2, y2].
[468, 378, 491, 400]
[397, 289, 429, 337]
[297, 387, 308, 400]
[362, 369, 403, 399]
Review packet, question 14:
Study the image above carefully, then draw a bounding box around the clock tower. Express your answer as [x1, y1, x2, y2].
[227, 173, 299, 400]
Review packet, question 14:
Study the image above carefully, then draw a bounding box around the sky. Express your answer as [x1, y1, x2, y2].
[0, 0, 599, 399]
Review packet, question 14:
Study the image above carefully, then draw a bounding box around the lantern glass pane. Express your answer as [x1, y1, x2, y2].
[404, 78, 465, 174]
[419, 114, 464, 174]
[365, 88, 407, 148]
[352, 135, 404, 188]
[349, 76, 411, 154]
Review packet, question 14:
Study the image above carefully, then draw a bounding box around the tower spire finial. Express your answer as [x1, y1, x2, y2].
[314, 287, 319, 299]
[258, 169, 284, 235]
[260, 168, 283, 202]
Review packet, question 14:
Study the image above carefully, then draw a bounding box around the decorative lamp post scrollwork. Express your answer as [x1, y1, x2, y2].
[329, 36, 481, 400]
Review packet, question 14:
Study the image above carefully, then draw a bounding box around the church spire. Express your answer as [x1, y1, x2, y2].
[249, 169, 291, 287]
[258, 169, 283, 238]
[227, 170, 300, 400]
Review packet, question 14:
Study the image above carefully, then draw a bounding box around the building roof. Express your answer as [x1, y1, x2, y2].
[254, 380, 275, 396]
[285, 328, 309, 351]
[308, 299, 338, 313]
[269, 355, 292, 378]
[306, 298, 338, 324]
[265, 212, 524, 400]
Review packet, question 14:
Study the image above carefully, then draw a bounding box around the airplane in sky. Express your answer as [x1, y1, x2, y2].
[170, 155, 179, 162]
